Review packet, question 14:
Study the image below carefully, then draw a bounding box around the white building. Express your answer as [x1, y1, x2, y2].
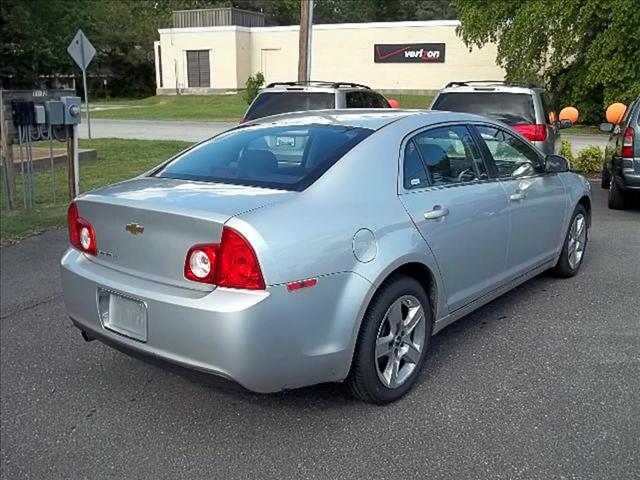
[154, 10, 504, 95]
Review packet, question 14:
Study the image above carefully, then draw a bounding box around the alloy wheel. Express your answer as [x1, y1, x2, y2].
[568, 213, 586, 269]
[375, 295, 426, 389]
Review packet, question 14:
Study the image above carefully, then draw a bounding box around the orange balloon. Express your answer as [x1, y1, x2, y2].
[606, 103, 627, 124]
[559, 106, 579, 124]
[388, 98, 400, 109]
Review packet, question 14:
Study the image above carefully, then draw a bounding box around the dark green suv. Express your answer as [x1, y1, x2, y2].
[600, 96, 640, 209]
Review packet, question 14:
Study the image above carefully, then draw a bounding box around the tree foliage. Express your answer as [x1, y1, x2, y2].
[453, 0, 640, 123]
[0, 0, 228, 95]
[1, 0, 456, 96]
[244, 71, 264, 104]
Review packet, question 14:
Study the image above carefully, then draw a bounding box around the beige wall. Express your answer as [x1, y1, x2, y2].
[156, 21, 504, 94]
[158, 27, 240, 91]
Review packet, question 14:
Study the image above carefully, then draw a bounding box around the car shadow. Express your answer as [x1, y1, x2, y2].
[128, 273, 556, 409]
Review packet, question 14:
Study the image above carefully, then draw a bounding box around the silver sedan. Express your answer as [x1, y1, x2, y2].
[61, 110, 592, 403]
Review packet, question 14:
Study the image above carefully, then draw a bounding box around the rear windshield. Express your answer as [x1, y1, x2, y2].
[244, 92, 335, 121]
[154, 124, 373, 191]
[432, 92, 536, 125]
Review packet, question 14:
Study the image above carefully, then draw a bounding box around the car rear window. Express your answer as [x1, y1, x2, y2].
[153, 124, 373, 191]
[432, 92, 536, 125]
[244, 92, 335, 121]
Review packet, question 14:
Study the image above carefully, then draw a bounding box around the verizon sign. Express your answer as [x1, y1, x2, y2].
[374, 43, 446, 63]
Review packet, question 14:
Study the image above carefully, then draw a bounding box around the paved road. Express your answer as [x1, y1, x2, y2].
[79, 119, 236, 143]
[568, 134, 609, 153]
[1, 186, 638, 479]
[79, 119, 608, 153]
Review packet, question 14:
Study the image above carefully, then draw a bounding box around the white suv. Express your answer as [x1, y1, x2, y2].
[430, 81, 572, 154]
[243, 81, 396, 122]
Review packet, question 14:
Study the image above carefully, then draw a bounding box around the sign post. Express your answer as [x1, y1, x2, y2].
[67, 30, 96, 139]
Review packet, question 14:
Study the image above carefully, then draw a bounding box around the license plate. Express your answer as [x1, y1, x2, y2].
[98, 290, 148, 342]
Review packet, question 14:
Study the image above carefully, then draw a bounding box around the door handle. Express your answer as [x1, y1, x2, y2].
[509, 192, 525, 202]
[424, 206, 449, 220]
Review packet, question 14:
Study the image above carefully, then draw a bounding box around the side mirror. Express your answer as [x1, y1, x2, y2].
[387, 98, 400, 109]
[545, 154, 569, 173]
[599, 122, 614, 133]
[558, 119, 573, 129]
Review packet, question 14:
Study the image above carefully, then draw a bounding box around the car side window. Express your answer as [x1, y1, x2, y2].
[541, 92, 555, 124]
[367, 93, 387, 108]
[361, 92, 375, 108]
[408, 125, 487, 187]
[621, 99, 635, 126]
[476, 125, 544, 178]
[377, 94, 391, 108]
[403, 141, 429, 189]
[346, 92, 365, 108]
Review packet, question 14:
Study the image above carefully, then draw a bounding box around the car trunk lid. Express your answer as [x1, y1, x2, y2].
[75, 177, 294, 289]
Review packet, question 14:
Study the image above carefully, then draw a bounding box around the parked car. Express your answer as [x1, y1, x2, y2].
[430, 80, 572, 155]
[242, 81, 396, 122]
[61, 110, 591, 404]
[600, 96, 640, 209]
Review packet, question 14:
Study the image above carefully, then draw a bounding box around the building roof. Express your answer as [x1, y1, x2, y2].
[159, 19, 460, 35]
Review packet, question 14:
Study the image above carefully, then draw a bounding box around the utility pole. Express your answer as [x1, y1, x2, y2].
[298, 0, 313, 82]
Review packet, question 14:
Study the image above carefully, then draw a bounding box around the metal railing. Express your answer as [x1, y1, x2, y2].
[172, 8, 265, 28]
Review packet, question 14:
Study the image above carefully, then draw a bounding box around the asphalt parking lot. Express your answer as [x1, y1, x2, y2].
[1, 185, 638, 479]
[77, 119, 608, 156]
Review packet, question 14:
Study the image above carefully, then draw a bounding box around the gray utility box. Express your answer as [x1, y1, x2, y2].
[34, 104, 46, 124]
[60, 96, 81, 125]
[45, 100, 65, 125]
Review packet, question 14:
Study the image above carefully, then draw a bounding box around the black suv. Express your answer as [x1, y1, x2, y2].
[242, 81, 396, 122]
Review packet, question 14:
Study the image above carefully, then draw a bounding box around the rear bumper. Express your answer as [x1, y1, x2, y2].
[60, 248, 370, 393]
[613, 157, 640, 189]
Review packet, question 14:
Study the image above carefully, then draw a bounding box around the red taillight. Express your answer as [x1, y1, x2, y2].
[621, 127, 634, 158]
[184, 226, 265, 290]
[217, 227, 265, 290]
[513, 124, 548, 142]
[67, 202, 97, 255]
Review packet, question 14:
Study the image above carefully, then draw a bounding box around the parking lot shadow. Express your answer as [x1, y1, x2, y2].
[113, 272, 554, 409]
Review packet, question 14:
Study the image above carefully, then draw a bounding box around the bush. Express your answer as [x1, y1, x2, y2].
[244, 72, 265, 105]
[573, 146, 603, 174]
[560, 139, 574, 163]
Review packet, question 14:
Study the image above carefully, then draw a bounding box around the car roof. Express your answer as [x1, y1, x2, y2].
[439, 85, 537, 95]
[243, 109, 490, 131]
[260, 81, 372, 93]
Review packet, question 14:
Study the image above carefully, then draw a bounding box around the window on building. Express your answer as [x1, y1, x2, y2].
[186, 50, 210, 88]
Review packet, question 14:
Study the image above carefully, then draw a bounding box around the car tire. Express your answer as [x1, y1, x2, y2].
[551, 204, 589, 278]
[347, 275, 433, 404]
[608, 177, 626, 209]
[601, 163, 611, 189]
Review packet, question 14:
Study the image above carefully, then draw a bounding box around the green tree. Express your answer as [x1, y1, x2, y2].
[0, 0, 226, 95]
[1, 0, 458, 96]
[231, 0, 456, 25]
[453, 0, 640, 123]
[313, 0, 455, 24]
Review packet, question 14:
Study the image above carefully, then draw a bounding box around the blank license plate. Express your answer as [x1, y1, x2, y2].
[98, 290, 147, 342]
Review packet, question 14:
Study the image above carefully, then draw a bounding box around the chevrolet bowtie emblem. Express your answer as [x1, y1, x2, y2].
[125, 223, 144, 235]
